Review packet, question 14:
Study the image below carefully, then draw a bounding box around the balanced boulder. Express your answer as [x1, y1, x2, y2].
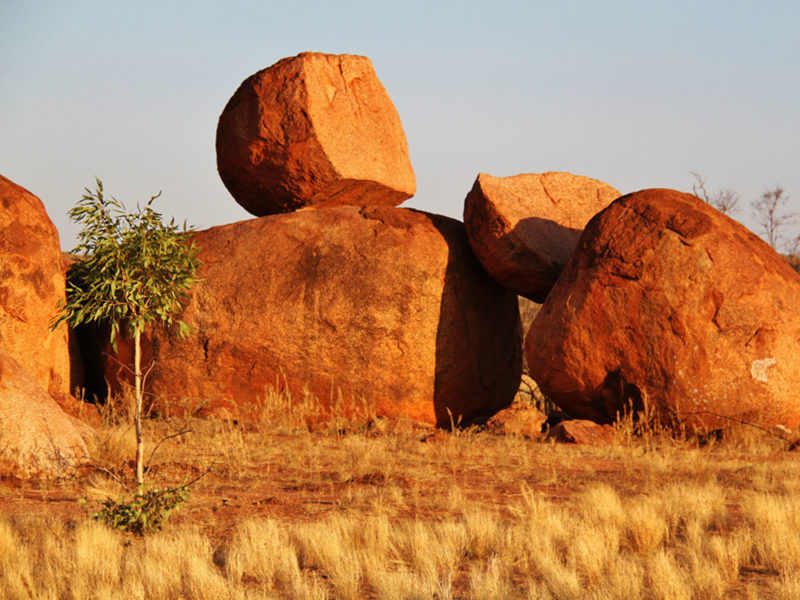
[103, 206, 521, 428]
[216, 52, 416, 216]
[464, 171, 619, 302]
[526, 188, 800, 431]
[0, 350, 88, 479]
[0, 175, 72, 403]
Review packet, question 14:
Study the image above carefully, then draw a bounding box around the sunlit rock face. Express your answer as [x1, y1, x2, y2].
[216, 52, 416, 216]
[0, 175, 72, 404]
[0, 350, 88, 480]
[463, 171, 619, 303]
[526, 188, 800, 432]
[103, 206, 522, 428]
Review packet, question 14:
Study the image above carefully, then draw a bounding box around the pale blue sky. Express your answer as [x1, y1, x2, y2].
[2, 0, 798, 250]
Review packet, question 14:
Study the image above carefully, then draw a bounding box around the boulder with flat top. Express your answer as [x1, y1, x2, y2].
[216, 52, 416, 216]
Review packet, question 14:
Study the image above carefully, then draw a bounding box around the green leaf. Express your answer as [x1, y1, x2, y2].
[53, 177, 202, 343]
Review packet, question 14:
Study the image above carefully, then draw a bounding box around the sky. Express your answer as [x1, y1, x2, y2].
[2, 0, 799, 251]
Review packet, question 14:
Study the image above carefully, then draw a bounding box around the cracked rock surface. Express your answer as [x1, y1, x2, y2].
[526, 188, 800, 431]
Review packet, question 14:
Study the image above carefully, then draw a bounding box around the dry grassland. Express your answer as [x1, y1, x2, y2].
[1, 386, 800, 599]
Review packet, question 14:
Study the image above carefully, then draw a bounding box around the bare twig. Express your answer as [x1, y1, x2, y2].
[143, 427, 192, 478]
[752, 185, 797, 250]
[143, 401, 207, 476]
[88, 463, 134, 495]
[664, 408, 794, 445]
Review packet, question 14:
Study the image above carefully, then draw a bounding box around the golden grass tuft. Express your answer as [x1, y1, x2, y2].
[3, 384, 800, 598]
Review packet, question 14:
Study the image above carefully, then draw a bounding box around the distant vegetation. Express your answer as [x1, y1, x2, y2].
[691, 172, 799, 271]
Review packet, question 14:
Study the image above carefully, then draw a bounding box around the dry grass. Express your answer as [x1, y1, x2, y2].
[518, 296, 542, 337]
[1, 387, 800, 599]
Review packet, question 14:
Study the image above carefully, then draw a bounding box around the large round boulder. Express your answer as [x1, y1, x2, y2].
[464, 171, 620, 302]
[103, 206, 521, 428]
[0, 175, 72, 403]
[216, 52, 416, 216]
[0, 350, 88, 479]
[526, 188, 800, 431]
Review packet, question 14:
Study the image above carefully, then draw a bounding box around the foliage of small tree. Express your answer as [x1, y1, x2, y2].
[52, 178, 200, 493]
[79, 485, 190, 535]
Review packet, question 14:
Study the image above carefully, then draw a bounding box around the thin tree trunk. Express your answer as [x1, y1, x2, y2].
[134, 329, 144, 494]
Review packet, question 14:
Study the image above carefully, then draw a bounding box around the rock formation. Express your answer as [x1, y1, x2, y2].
[0, 175, 72, 403]
[526, 188, 800, 431]
[102, 206, 521, 427]
[216, 52, 416, 216]
[0, 350, 88, 479]
[464, 171, 619, 302]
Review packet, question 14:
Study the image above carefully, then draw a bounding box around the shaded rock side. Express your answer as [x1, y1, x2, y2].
[0, 350, 88, 479]
[0, 175, 72, 403]
[464, 172, 620, 302]
[103, 206, 521, 428]
[526, 188, 800, 431]
[216, 52, 416, 216]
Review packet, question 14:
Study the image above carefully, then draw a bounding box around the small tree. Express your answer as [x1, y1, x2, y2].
[690, 172, 740, 216]
[752, 185, 797, 251]
[52, 178, 200, 493]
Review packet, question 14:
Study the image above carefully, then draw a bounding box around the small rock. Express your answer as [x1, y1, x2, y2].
[485, 402, 546, 437]
[547, 420, 615, 446]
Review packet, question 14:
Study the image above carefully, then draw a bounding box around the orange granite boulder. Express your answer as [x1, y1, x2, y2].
[216, 52, 416, 216]
[102, 206, 521, 428]
[464, 171, 619, 301]
[526, 188, 800, 432]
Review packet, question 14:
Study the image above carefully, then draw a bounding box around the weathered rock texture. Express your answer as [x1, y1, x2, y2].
[0, 175, 72, 403]
[216, 52, 416, 216]
[0, 350, 88, 479]
[464, 172, 620, 302]
[526, 188, 800, 431]
[103, 206, 521, 427]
